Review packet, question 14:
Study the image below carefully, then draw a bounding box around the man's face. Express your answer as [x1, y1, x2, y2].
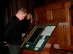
[16, 10, 27, 21]
[20, 12, 27, 20]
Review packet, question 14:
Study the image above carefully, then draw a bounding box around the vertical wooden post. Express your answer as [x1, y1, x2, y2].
[64, 1, 71, 54]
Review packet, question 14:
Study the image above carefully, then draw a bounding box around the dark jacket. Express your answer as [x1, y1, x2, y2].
[4, 15, 30, 45]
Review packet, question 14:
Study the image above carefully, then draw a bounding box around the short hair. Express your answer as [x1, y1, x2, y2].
[18, 8, 27, 13]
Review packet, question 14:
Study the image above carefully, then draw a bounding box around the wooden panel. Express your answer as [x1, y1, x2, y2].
[47, 7, 64, 22]
[52, 9, 65, 22]
[71, 26, 73, 45]
[35, 2, 66, 25]
[35, 6, 48, 24]
[47, 10, 53, 21]
[47, 2, 65, 22]
[47, 1, 65, 10]
[56, 23, 65, 48]
[64, 2, 71, 48]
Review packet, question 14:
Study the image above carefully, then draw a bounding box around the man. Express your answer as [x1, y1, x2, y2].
[4, 8, 32, 54]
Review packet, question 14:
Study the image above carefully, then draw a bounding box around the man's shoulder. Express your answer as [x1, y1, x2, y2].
[9, 15, 19, 22]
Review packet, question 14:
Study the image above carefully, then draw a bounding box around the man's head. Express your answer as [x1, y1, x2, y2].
[15, 8, 27, 21]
